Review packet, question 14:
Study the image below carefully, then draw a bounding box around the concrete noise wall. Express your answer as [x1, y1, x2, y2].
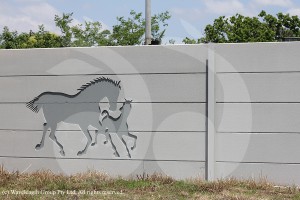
[0, 43, 300, 185]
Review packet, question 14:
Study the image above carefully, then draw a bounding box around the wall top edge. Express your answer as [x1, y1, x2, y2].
[0, 44, 209, 52]
[0, 41, 299, 52]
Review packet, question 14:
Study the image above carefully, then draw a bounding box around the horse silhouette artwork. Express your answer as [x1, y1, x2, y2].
[92, 99, 137, 158]
[26, 77, 121, 156]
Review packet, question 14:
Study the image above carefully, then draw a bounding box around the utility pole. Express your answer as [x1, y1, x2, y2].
[145, 0, 151, 45]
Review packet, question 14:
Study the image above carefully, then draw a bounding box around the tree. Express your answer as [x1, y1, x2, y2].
[54, 13, 113, 47]
[111, 10, 171, 45]
[0, 10, 171, 49]
[33, 25, 62, 48]
[183, 11, 300, 43]
[0, 26, 19, 49]
[0, 25, 62, 49]
[182, 37, 201, 44]
[111, 10, 145, 46]
[150, 11, 171, 42]
[71, 21, 113, 47]
[54, 13, 73, 47]
[259, 10, 300, 40]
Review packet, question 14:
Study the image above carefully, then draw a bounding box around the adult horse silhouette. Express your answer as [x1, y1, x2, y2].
[26, 77, 121, 156]
[92, 99, 137, 158]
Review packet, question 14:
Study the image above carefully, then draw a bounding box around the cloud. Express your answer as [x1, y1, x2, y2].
[171, 8, 205, 21]
[203, 0, 246, 15]
[0, 1, 60, 33]
[253, 0, 293, 7]
[0, 0, 89, 35]
[287, 8, 300, 16]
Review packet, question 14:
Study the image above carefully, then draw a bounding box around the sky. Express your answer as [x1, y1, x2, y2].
[1, 0, 300, 44]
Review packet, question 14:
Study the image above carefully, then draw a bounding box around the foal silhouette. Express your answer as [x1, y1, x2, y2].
[92, 99, 137, 158]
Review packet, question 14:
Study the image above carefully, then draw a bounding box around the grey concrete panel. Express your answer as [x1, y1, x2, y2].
[0, 74, 206, 103]
[148, 132, 205, 161]
[216, 103, 300, 132]
[216, 133, 300, 163]
[86, 45, 207, 74]
[217, 73, 300, 102]
[144, 161, 206, 180]
[216, 162, 300, 185]
[0, 45, 206, 76]
[0, 131, 205, 161]
[0, 157, 144, 177]
[215, 42, 300, 73]
[0, 103, 206, 132]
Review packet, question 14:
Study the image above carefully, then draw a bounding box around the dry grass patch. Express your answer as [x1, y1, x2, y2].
[0, 167, 299, 200]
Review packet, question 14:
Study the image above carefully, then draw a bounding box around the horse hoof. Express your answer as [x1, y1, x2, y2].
[77, 151, 84, 156]
[91, 142, 96, 146]
[113, 152, 120, 157]
[131, 146, 135, 150]
[35, 144, 42, 150]
[104, 141, 108, 145]
[60, 150, 65, 156]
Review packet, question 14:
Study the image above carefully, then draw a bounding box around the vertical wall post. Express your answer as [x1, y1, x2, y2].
[145, 0, 152, 45]
[206, 44, 216, 181]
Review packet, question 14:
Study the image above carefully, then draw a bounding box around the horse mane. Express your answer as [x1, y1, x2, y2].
[26, 77, 121, 113]
[77, 77, 121, 92]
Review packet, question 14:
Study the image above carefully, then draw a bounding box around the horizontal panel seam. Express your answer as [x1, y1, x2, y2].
[217, 132, 300, 134]
[217, 71, 300, 74]
[0, 102, 207, 104]
[217, 102, 300, 104]
[0, 72, 207, 78]
[216, 161, 300, 165]
[0, 129, 206, 133]
[0, 156, 205, 163]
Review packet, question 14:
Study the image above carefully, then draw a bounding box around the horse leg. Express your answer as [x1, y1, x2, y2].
[128, 132, 137, 150]
[77, 129, 92, 156]
[120, 135, 131, 158]
[92, 128, 109, 146]
[108, 132, 120, 157]
[48, 124, 65, 156]
[91, 121, 108, 146]
[91, 130, 98, 146]
[35, 123, 49, 150]
[122, 131, 137, 151]
[102, 128, 110, 144]
[119, 131, 137, 158]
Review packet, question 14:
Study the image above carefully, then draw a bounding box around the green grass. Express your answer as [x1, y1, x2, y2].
[0, 166, 299, 200]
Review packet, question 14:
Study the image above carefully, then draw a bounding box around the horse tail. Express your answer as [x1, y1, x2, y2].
[26, 96, 43, 113]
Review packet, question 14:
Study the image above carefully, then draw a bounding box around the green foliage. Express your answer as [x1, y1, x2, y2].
[54, 13, 114, 47]
[151, 11, 171, 40]
[111, 10, 145, 46]
[54, 13, 73, 47]
[182, 37, 201, 44]
[0, 25, 62, 49]
[30, 25, 62, 48]
[71, 21, 113, 47]
[111, 10, 171, 45]
[183, 10, 300, 44]
[0, 26, 19, 49]
[0, 10, 171, 49]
